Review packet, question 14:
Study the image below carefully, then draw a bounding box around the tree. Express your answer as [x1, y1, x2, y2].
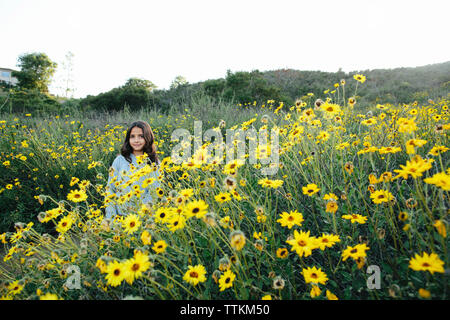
[170, 75, 188, 89]
[12, 52, 57, 93]
[123, 78, 157, 91]
[203, 79, 226, 97]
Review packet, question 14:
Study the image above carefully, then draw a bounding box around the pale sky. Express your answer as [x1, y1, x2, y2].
[1, 0, 449, 98]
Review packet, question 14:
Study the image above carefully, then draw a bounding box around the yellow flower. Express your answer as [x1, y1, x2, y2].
[398, 211, 408, 222]
[140, 230, 152, 245]
[0, 233, 6, 244]
[393, 155, 433, 180]
[184, 199, 209, 219]
[69, 177, 80, 186]
[218, 269, 236, 291]
[378, 146, 401, 154]
[424, 172, 450, 191]
[152, 240, 168, 254]
[397, 117, 418, 133]
[433, 220, 447, 238]
[230, 230, 246, 251]
[67, 189, 88, 202]
[223, 159, 244, 175]
[301, 266, 328, 285]
[353, 74, 366, 83]
[258, 178, 284, 189]
[277, 210, 304, 229]
[409, 252, 445, 274]
[56, 216, 74, 234]
[123, 251, 152, 285]
[302, 183, 320, 196]
[262, 294, 272, 300]
[405, 139, 427, 155]
[105, 260, 128, 287]
[326, 290, 338, 300]
[39, 293, 59, 300]
[183, 265, 207, 286]
[418, 288, 431, 299]
[122, 214, 141, 235]
[310, 285, 321, 298]
[154, 207, 173, 224]
[342, 213, 368, 224]
[276, 247, 289, 259]
[167, 213, 186, 232]
[219, 215, 234, 229]
[320, 102, 342, 116]
[156, 187, 164, 197]
[142, 177, 155, 188]
[367, 174, 378, 185]
[342, 243, 370, 261]
[428, 145, 449, 156]
[179, 188, 194, 199]
[378, 171, 393, 182]
[348, 97, 356, 107]
[325, 200, 338, 214]
[323, 193, 339, 201]
[316, 233, 340, 251]
[96, 258, 108, 273]
[286, 230, 318, 258]
[7, 280, 24, 296]
[370, 190, 394, 204]
[215, 192, 231, 203]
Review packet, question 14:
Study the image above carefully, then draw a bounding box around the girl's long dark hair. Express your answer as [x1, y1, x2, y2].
[121, 120, 159, 164]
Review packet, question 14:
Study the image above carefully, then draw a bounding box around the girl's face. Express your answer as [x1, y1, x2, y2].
[129, 126, 145, 154]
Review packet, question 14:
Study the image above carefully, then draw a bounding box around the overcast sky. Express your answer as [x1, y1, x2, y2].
[1, 0, 449, 98]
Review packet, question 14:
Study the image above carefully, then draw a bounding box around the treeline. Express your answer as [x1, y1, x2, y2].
[2, 56, 449, 114]
[71, 61, 450, 113]
[76, 70, 288, 113]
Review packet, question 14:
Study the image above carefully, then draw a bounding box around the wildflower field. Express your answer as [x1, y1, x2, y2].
[0, 77, 448, 300]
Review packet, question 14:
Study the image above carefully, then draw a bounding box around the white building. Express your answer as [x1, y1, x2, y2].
[0, 68, 18, 85]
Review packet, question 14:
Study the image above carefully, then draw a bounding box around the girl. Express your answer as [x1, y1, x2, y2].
[105, 120, 161, 219]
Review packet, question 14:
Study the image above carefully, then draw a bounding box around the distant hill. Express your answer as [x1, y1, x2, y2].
[261, 61, 450, 104]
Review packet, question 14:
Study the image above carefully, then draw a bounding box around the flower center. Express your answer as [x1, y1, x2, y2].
[298, 240, 306, 246]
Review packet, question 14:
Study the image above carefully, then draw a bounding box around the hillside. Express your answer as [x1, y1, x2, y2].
[262, 61, 450, 104]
